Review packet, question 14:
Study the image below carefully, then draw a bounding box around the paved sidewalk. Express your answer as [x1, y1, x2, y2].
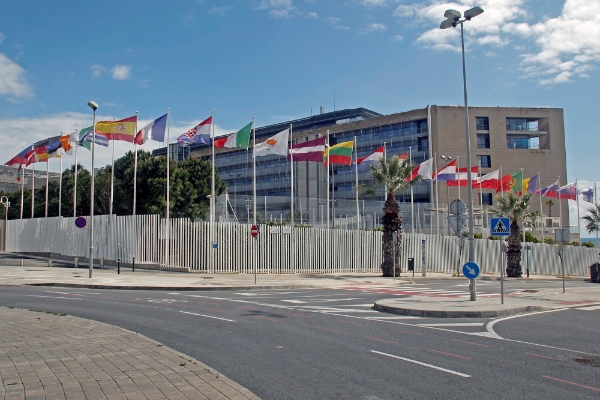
[0, 306, 259, 400]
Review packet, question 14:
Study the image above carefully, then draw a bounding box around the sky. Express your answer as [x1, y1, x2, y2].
[0, 0, 599, 231]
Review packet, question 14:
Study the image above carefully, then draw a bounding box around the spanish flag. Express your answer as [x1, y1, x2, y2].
[95, 115, 138, 143]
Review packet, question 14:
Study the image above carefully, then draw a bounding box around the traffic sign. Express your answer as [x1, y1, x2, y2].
[448, 215, 468, 235]
[462, 261, 480, 279]
[251, 224, 259, 238]
[449, 199, 466, 215]
[75, 217, 87, 229]
[555, 228, 570, 243]
[490, 217, 510, 237]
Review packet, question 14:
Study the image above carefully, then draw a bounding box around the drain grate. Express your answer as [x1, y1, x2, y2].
[573, 355, 600, 367]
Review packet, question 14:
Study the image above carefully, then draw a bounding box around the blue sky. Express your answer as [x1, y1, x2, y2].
[0, 0, 599, 229]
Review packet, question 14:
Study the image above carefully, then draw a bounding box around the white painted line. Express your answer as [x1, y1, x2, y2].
[575, 305, 600, 311]
[46, 291, 85, 296]
[179, 311, 236, 322]
[26, 295, 81, 300]
[418, 323, 484, 327]
[283, 298, 364, 304]
[370, 350, 471, 378]
[485, 308, 570, 339]
[364, 316, 422, 320]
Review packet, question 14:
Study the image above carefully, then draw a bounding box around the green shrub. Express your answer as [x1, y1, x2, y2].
[581, 240, 596, 248]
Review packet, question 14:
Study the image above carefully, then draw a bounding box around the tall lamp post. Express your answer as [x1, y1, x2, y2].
[440, 6, 483, 301]
[87, 100, 98, 278]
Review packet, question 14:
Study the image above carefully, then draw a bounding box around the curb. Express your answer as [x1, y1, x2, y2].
[372, 301, 550, 318]
[25, 283, 318, 291]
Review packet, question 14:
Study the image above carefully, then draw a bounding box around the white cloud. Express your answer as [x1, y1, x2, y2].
[0, 52, 33, 99]
[324, 17, 351, 31]
[91, 64, 105, 78]
[208, 6, 232, 15]
[0, 33, 5, 44]
[359, 0, 387, 6]
[306, 11, 319, 19]
[111, 65, 131, 80]
[359, 23, 387, 35]
[391, 35, 404, 42]
[0, 112, 232, 174]
[258, 0, 295, 18]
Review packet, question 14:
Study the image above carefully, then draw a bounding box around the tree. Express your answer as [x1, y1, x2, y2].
[545, 199, 554, 218]
[361, 155, 419, 277]
[581, 203, 600, 236]
[491, 192, 534, 277]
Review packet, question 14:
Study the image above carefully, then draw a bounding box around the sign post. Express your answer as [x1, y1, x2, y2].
[421, 239, 426, 277]
[555, 228, 570, 293]
[251, 225, 259, 284]
[462, 261, 480, 301]
[490, 217, 510, 303]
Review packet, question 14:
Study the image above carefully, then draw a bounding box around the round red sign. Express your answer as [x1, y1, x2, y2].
[251, 225, 259, 238]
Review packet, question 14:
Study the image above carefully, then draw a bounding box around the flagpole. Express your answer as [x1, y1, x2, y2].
[595, 182, 598, 246]
[252, 117, 257, 283]
[479, 160, 482, 236]
[59, 155, 62, 217]
[521, 168, 525, 248]
[133, 111, 138, 215]
[434, 152, 439, 234]
[88, 100, 98, 279]
[289, 123, 293, 226]
[19, 166, 24, 219]
[354, 136, 360, 230]
[576, 178, 581, 243]
[500, 165, 503, 199]
[409, 147, 414, 234]
[73, 130, 78, 217]
[109, 132, 115, 215]
[166, 108, 171, 269]
[326, 130, 330, 230]
[558, 176, 562, 229]
[383, 142, 387, 197]
[45, 160, 49, 218]
[457, 156, 461, 202]
[539, 172, 544, 243]
[210, 109, 215, 274]
[31, 163, 35, 218]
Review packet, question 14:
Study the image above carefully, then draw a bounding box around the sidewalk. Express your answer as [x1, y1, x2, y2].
[0, 307, 259, 400]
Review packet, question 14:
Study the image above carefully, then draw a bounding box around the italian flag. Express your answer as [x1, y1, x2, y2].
[215, 121, 252, 149]
[324, 140, 354, 166]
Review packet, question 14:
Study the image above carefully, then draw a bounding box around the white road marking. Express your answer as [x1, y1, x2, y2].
[370, 350, 471, 378]
[179, 311, 236, 322]
[418, 323, 484, 327]
[575, 304, 600, 311]
[27, 295, 81, 300]
[46, 291, 85, 296]
[485, 308, 570, 339]
[282, 298, 363, 304]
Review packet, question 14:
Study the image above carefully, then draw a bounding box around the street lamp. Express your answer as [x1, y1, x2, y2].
[440, 6, 483, 300]
[87, 100, 98, 279]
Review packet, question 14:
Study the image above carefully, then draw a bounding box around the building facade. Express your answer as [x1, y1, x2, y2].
[154, 105, 568, 228]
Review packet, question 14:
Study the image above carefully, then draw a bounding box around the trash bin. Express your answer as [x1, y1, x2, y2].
[589, 264, 598, 283]
[407, 258, 414, 272]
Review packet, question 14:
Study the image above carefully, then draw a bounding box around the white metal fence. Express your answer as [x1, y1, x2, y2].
[6, 215, 597, 277]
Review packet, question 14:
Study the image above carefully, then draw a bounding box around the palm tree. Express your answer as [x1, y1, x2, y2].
[581, 204, 600, 235]
[545, 199, 554, 217]
[491, 192, 534, 277]
[361, 155, 419, 277]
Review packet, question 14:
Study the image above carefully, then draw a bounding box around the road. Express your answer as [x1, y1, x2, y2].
[1, 280, 599, 399]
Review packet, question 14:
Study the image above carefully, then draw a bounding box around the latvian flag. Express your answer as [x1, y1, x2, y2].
[288, 136, 326, 162]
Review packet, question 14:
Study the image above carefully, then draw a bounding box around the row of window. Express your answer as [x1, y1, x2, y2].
[477, 117, 541, 133]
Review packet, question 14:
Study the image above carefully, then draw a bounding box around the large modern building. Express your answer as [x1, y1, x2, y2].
[154, 105, 568, 229]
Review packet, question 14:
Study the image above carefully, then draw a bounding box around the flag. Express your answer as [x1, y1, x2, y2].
[217, 122, 252, 149]
[356, 147, 384, 168]
[324, 140, 354, 166]
[496, 172, 522, 193]
[473, 169, 500, 189]
[538, 180, 559, 198]
[254, 128, 289, 157]
[16, 165, 23, 181]
[69, 128, 92, 151]
[434, 159, 457, 181]
[5, 145, 35, 166]
[580, 187, 594, 203]
[446, 166, 478, 186]
[95, 115, 138, 143]
[135, 114, 168, 145]
[288, 136, 326, 162]
[523, 175, 538, 194]
[81, 129, 109, 147]
[176, 116, 211, 147]
[27, 146, 49, 165]
[558, 183, 577, 200]
[47, 136, 72, 158]
[398, 151, 408, 163]
[408, 157, 434, 181]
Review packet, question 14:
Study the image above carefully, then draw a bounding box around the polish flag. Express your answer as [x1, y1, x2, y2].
[473, 169, 500, 189]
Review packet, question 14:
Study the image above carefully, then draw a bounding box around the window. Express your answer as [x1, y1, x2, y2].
[476, 117, 489, 131]
[477, 134, 490, 149]
[506, 118, 539, 132]
[480, 193, 493, 206]
[506, 137, 539, 149]
[477, 155, 491, 168]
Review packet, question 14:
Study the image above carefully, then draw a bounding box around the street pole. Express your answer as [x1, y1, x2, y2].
[87, 100, 98, 279]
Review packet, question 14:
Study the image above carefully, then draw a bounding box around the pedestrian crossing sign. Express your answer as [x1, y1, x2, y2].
[490, 217, 510, 237]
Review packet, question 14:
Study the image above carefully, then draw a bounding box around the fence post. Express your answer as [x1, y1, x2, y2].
[132, 256, 135, 272]
[99, 258, 104, 269]
[117, 258, 120, 274]
[48, 260, 52, 268]
[74, 257, 78, 268]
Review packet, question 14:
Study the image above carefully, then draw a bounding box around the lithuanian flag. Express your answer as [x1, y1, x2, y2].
[324, 140, 354, 166]
[95, 115, 138, 143]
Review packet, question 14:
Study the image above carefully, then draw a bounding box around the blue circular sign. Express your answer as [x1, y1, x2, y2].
[462, 261, 480, 279]
[75, 217, 87, 229]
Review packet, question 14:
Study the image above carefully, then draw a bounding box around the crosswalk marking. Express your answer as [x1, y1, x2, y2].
[575, 304, 600, 311]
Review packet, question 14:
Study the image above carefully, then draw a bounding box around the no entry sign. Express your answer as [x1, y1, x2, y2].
[251, 225, 259, 238]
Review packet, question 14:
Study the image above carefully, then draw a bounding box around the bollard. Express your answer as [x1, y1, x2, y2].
[132, 256, 135, 272]
[117, 258, 120, 274]
[74, 257, 78, 268]
[48, 260, 52, 268]
[99, 258, 104, 269]
[20, 258, 23, 266]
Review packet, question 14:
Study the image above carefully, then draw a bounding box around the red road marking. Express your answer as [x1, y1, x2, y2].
[525, 353, 563, 361]
[364, 336, 398, 344]
[428, 349, 472, 360]
[339, 320, 367, 326]
[248, 316, 280, 322]
[395, 329, 424, 336]
[313, 326, 339, 333]
[543, 376, 600, 392]
[450, 339, 489, 347]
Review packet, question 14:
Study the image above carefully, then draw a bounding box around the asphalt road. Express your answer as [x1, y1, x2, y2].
[0, 280, 599, 399]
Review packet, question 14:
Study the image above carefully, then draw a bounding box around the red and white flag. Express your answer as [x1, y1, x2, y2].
[408, 157, 434, 181]
[473, 169, 500, 189]
[356, 147, 384, 166]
